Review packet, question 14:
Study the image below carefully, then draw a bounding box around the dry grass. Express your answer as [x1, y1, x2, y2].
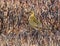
[0, 0, 60, 46]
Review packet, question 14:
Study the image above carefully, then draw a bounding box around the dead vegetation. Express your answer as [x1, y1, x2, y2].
[0, 0, 60, 46]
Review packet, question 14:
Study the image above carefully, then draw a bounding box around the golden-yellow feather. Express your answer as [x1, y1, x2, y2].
[28, 11, 42, 30]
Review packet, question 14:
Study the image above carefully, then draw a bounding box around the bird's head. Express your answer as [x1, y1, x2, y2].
[29, 10, 35, 17]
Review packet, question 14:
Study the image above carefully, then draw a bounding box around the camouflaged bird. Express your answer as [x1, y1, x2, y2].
[28, 11, 42, 30]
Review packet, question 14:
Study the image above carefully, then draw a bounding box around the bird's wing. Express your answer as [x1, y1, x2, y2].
[29, 18, 37, 26]
[32, 16, 39, 24]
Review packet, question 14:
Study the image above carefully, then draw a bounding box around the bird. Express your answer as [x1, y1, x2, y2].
[28, 10, 42, 30]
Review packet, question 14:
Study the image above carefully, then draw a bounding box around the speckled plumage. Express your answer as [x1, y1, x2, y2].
[28, 11, 42, 30]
